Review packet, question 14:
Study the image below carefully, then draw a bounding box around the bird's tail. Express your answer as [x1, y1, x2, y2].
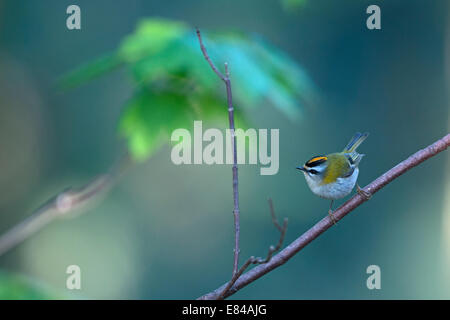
[343, 132, 369, 153]
[343, 132, 369, 166]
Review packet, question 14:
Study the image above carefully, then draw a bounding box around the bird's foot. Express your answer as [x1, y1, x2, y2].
[328, 209, 337, 225]
[357, 184, 371, 200]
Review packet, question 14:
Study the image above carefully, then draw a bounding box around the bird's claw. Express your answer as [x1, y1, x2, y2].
[328, 209, 337, 225]
[357, 184, 371, 200]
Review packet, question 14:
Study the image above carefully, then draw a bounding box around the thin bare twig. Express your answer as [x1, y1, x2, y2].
[196, 28, 241, 277]
[0, 154, 131, 257]
[199, 133, 450, 299]
[268, 198, 284, 233]
[217, 199, 288, 299]
[196, 29, 226, 82]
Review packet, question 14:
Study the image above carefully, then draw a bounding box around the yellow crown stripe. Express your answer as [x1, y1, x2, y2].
[307, 156, 327, 164]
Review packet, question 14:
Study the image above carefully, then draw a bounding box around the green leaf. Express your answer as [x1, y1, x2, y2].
[58, 53, 122, 90]
[0, 270, 61, 299]
[119, 18, 188, 62]
[205, 32, 316, 119]
[119, 89, 195, 160]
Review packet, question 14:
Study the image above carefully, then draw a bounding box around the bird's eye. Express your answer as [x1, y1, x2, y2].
[309, 169, 319, 175]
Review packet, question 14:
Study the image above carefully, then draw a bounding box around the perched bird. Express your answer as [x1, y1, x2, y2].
[296, 132, 370, 223]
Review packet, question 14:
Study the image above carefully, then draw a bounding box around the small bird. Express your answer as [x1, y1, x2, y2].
[296, 132, 370, 223]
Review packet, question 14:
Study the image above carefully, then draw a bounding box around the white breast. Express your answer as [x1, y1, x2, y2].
[304, 167, 359, 200]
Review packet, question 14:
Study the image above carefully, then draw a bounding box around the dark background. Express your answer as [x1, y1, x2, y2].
[0, 0, 449, 299]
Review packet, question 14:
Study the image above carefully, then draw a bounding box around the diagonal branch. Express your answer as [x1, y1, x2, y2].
[199, 133, 450, 300]
[0, 154, 131, 257]
[196, 28, 241, 276]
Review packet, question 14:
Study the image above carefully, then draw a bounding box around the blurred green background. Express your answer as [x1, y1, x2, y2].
[0, 0, 449, 299]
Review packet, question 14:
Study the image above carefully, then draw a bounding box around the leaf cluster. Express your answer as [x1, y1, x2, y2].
[60, 18, 315, 160]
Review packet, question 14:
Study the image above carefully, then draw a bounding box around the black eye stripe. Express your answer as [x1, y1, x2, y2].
[308, 169, 319, 174]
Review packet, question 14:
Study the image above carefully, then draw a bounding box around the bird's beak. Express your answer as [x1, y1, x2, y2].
[296, 166, 306, 172]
